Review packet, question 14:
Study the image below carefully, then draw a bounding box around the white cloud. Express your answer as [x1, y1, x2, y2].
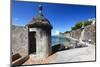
[52, 30, 60, 35]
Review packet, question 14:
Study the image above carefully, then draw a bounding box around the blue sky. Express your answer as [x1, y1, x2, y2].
[12, 0, 96, 35]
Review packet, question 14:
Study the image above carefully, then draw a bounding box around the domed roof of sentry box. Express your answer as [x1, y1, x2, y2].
[27, 5, 53, 29]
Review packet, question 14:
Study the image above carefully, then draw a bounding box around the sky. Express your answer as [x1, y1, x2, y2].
[12, 0, 96, 35]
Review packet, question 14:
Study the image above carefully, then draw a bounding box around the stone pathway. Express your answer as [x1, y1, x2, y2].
[50, 45, 95, 63]
[23, 45, 95, 65]
[23, 53, 57, 65]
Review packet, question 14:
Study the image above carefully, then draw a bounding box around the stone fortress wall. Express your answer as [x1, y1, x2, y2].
[12, 25, 28, 57]
[12, 20, 96, 60]
[64, 24, 96, 44]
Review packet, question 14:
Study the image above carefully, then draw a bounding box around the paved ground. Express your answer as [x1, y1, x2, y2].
[23, 45, 95, 65]
[50, 45, 95, 63]
[23, 53, 57, 65]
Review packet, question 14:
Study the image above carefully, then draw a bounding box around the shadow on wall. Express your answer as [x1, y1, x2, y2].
[51, 44, 66, 54]
[51, 42, 88, 55]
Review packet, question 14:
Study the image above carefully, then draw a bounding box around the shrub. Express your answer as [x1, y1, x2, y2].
[71, 21, 92, 30]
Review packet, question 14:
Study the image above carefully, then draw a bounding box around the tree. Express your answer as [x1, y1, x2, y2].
[84, 21, 92, 26]
[71, 27, 77, 30]
[64, 31, 70, 33]
[75, 22, 83, 29]
[71, 21, 92, 30]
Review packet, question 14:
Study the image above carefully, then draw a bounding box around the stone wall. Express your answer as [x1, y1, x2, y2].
[12, 25, 28, 57]
[84, 25, 96, 44]
[12, 25, 52, 59]
[65, 24, 96, 44]
[70, 29, 81, 40]
[29, 28, 52, 59]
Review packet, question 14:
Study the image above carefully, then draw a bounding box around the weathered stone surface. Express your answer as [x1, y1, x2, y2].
[28, 28, 52, 59]
[12, 25, 52, 60]
[12, 25, 28, 56]
[65, 25, 96, 44]
[50, 45, 95, 63]
[84, 25, 96, 44]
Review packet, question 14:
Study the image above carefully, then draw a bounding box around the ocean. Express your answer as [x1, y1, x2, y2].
[51, 35, 71, 46]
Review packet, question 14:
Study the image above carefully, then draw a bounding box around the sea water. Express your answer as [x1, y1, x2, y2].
[51, 35, 71, 46]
